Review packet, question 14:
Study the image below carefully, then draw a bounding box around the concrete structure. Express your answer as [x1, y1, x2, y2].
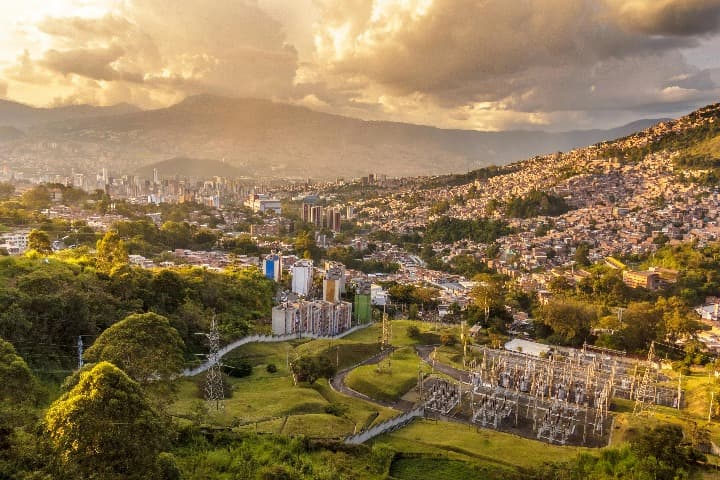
[310, 205, 324, 228]
[272, 300, 353, 336]
[622, 270, 660, 290]
[0, 230, 30, 254]
[263, 254, 283, 282]
[323, 262, 346, 302]
[291, 259, 314, 297]
[327, 207, 342, 232]
[370, 283, 388, 306]
[245, 193, 282, 214]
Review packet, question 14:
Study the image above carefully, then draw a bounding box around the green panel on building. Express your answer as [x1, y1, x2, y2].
[354, 294, 371, 323]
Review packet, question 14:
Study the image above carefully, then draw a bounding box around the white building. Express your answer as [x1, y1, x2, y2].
[0, 230, 30, 254]
[291, 259, 314, 297]
[245, 194, 282, 214]
[370, 283, 388, 306]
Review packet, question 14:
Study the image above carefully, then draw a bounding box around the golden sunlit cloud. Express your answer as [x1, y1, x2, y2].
[0, 0, 719, 131]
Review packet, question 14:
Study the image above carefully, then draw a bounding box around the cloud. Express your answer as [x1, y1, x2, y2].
[607, 0, 720, 36]
[305, 0, 720, 128]
[2, 1, 298, 108]
[1, 0, 719, 130]
[0, 79, 6, 98]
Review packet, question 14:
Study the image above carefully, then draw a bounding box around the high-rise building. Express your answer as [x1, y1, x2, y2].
[322, 262, 346, 302]
[263, 254, 283, 282]
[326, 207, 342, 233]
[271, 300, 353, 336]
[301, 203, 312, 223]
[291, 259, 314, 297]
[310, 206, 324, 228]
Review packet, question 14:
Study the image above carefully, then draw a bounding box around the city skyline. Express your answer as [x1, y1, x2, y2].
[0, 0, 719, 132]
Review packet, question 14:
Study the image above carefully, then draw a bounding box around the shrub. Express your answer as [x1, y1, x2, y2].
[324, 403, 348, 417]
[406, 325, 421, 338]
[222, 359, 252, 378]
[266, 363, 278, 373]
[440, 334, 457, 346]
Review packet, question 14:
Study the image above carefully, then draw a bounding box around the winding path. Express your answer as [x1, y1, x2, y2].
[183, 323, 372, 377]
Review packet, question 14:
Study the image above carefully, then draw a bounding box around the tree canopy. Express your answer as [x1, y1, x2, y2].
[83, 312, 185, 385]
[45, 361, 168, 479]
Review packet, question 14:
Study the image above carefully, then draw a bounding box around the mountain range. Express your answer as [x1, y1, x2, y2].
[0, 95, 668, 179]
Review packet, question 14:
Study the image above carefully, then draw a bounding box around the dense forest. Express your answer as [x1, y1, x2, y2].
[0, 250, 274, 372]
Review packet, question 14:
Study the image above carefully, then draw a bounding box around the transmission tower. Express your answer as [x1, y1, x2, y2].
[381, 307, 391, 350]
[77, 336, 84, 370]
[633, 342, 657, 416]
[378, 307, 392, 373]
[204, 316, 225, 410]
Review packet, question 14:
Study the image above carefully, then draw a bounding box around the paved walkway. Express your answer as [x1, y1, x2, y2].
[184, 323, 372, 376]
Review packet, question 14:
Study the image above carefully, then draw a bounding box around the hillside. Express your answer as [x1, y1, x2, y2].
[0, 126, 24, 142]
[134, 157, 244, 179]
[0, 94, 664, 179]
[0, 99, 141, 128]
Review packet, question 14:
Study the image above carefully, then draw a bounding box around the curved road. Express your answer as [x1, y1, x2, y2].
[329, 345, 469, 412]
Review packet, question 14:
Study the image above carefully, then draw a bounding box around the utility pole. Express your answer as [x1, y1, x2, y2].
[77, 336, 84, 370]
[710, 391, 715, 423]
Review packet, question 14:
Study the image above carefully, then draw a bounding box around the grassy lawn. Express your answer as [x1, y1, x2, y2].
[345, 347, 432, 403]
[374, 419, 588, 470]
[388, 456, 513, 480]
[607, 367, 720, 449]
[312, 378, 399, 429]
[282, 413, 354, 438]
[343, 320, 458, 347]
[221, 340, 308, 375]
[171, 335, 403, 437]
[170, 374, 329, 427]
[431, 344, 480, 370]
[296, 339, 381, 370]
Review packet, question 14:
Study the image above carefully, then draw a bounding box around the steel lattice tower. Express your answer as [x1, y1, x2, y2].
[204, 316, 225, 410]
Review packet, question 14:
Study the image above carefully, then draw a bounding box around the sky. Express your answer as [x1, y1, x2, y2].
[0, 0, 720, 132]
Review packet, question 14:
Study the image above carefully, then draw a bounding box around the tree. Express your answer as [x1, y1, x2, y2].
[290, 356, 335, 384]
[83, 312, 185, 386]
[45, 362, 168, 479]
[0, 338, 40, 444]
[631, 424, 705, 479]
[539, 299, 596, 346]
[573, 242, 591, 266]
[0, 337, 39, 404]
[96, 231, 128, 272]
[619, 302, 662, 352]
[406, 325, 421, 339]
[0, 182, 14, 201]
[21, 185, 50, 210]
[27, 229, 52, 254]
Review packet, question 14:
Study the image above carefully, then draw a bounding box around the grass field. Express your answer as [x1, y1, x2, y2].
[345, 347, 432, 403]
[174, 326, 720, 474]
[388, 456, 513, 480]
[295, 339, 381, 370]
[171, 335, 400, 437]
[374, 419, 589, 470]
[343, 319, 458, 347]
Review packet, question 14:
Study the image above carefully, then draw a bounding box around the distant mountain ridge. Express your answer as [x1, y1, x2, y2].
[135, 157, 243, 179]
[0, 94, 670, 178]
[0, 99, 141, 128]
